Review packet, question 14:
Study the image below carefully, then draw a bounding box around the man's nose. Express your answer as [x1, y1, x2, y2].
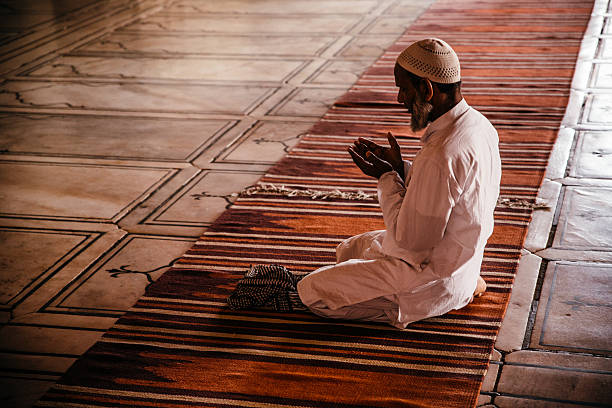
[397, 91, 404, 103]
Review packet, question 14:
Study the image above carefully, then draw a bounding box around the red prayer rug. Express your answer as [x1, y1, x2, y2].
[36, 0, 594, 407]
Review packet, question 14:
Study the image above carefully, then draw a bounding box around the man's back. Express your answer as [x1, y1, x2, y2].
[378, 99, 501, 277]
[421, 100, 502, 279]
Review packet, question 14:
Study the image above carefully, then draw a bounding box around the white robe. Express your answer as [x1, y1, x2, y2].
[297, 99, 502, 328]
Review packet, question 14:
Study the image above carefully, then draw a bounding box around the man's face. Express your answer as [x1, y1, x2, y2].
[394, 64, 432, 132]
[394, 64, 416, 112]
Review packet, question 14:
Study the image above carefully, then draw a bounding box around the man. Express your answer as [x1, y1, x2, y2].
[296, 38, 501, 328]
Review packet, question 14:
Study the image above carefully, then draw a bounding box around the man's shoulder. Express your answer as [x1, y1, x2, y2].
[424, 104, 497, 159]
[448, 107, 497, 147]
[468, 106, 497, 135]
[440, 109, 497, 161]
[462, 105, 496, 129]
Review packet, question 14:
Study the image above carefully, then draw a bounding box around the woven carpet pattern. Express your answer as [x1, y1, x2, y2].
[36, 1, 593, 407]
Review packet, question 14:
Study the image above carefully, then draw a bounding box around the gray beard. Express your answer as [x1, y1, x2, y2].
[410, 93, 433, 132]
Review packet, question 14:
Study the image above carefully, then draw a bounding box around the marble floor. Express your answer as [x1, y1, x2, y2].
[0, 0, 610, 407]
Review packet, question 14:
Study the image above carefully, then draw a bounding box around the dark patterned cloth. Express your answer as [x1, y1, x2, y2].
[227, 264, 308, 312]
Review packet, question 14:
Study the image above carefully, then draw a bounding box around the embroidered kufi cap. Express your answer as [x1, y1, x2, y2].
[396, 38, 460, 84]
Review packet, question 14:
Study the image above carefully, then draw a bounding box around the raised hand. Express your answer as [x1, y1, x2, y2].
[353, 132, 404, 179]
[348, 146, 393, 179]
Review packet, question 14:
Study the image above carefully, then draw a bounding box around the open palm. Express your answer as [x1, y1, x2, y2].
[353, 132, 404, 179]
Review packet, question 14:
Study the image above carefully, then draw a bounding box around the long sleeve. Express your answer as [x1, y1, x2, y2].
[377, 159, 462, 267]
[402, 160, 412, 184]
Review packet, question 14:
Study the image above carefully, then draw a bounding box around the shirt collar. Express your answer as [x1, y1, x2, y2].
[421, 98, 469, 143]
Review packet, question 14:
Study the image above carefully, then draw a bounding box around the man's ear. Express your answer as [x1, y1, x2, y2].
[423, 79, 434, 102]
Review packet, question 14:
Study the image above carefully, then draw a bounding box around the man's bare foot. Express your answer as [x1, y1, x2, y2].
[469, 276, 487, 303]
[475, 275, 486, 297]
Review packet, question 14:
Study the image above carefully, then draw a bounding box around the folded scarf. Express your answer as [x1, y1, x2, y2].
[227, 264, 307, 312]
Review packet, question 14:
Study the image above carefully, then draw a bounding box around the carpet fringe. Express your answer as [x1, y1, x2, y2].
[241, 183, 551, 210]
[241, 183, 375, 201]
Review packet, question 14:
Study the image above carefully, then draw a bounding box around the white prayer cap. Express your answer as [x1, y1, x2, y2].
[396, 38, 460, 84]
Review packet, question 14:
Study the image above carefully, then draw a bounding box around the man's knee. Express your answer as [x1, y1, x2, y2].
[336, 236, 357, 263]
[297, 263, 361, 310]
[296, 265, 331, 307]
[336, 230, 384, 263]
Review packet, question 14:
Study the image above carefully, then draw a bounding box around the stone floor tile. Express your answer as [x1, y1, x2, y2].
[505, 350, 612, 372]
[585, 14, 605, 37]
[1, 0, 100, 34]
[593, 63, 612, 88]
[569, 131, 612, 179]
[0, 218, 119, 233]
[30, 56, 307, 83]
[544, 128, 574, 181]
[562, 177, 612, 188]
[481, 362, 500, 393]
[123, 14, 363, 34]
[571, 59, 593, 90]
[80, 32, 336, 57]
[495, 251, 541, 352]
[7, 228, 126, 317]
[144, 170, 263, 227]
[0, 114, 232, 161]
[384, 0, 433, 15]
[536, 247, 612, 263]
[216, 121, 315, 164]
[0, 0, 96, 14]
[0, 377, 55, 408]
[497, 364, 611, 405]
[0, 352, 76, 375]
[116, 165, 204, 234]
[0, 33, 18, 44]
[11, 313, 117, 330]
[0, 326, 104, 355]
[0, 161, 174, 221]
[560, 90, 585, 128]
[0, 311, 10, 324]
[165, 0, 379, 14]
[530, 261, 612, 354]
[307, 60, 374, 84]
[0, 1, 159, 77]
[45, 235, 195, 314]
[361, 16, 416, 34]
[336, 35, 397, 58]
[523, 179, 561, 253]
[582, 93, 612, 124]
[271, 87, 349, 117]
[599, 38, 612, 59]
[495, 396, 593, 408]
[0, 228, 95, 314]
[0, 163, 202, 236]
[190, 118, 260, 166]
[0, 80, 275, 115]
[0, 14, 57, 30]
[476, 395, 492, 406]
[577, 36, 598, 61]
[553, 186, 612, 249]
